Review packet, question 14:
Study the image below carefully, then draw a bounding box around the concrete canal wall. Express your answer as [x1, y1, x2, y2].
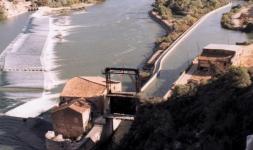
[141, 3, 233, 96]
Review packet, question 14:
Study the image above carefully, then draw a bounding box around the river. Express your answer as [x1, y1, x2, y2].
[0, 0, 164, 114]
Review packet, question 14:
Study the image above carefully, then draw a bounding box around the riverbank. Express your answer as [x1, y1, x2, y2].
[1, 0, 31, 19]
[1, 0, 103, 21]
[221, 3, 253, 32]
[45, 2, 94, 16]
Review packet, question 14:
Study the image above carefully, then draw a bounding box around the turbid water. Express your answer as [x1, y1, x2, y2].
[0, 0, 164, 114]
[51, 0, 164, 85]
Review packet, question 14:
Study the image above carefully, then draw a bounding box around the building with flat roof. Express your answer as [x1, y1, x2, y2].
[198, 44, 243, 73]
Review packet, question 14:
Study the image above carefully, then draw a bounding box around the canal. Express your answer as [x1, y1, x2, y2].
[143, 3, 250, 96]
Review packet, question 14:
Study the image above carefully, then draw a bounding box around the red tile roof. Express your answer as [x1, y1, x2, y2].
[60, 76, 107, 98]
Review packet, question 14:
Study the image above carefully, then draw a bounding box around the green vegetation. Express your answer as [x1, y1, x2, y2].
[220, 4, 253, 32]
[172, 82, 197, 98]
[0, 6, 6, 21]
[36, 0, 102, 8]
[116, 67, 253, 150]
[155, 3, 173, 19]
[48, 0, 81, 7]
[227, 66, 251, 88]
[221, 5, 241, 29]
[153, 0, 228, 48]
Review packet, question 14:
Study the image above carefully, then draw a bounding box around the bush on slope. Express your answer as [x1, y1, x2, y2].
[117, 67, 253, 150]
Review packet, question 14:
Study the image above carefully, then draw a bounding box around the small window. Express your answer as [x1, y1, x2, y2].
[199, 67, 209, 72]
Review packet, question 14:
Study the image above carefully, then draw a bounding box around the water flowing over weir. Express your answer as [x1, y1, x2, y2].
[0, 14, 49, 72]
[0, 11, 51, 113]
[0, 0, 164, 116]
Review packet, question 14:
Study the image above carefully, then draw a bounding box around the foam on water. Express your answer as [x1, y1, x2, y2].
[5, 93, 59, 118]
[5, 14, 80, 118]
[42, 16, 69, 91]
[3, 10, 63, 117]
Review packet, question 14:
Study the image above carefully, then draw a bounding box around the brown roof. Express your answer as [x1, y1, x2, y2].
[52, 100, 90, 114]
[60, 76, 107, 98]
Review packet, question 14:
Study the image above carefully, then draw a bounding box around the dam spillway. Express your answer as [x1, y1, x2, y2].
[0, 11, 50, 112]
[0, 15, 49, 72]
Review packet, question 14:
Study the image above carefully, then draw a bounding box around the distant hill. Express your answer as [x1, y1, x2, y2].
[117, 67, 253, 150]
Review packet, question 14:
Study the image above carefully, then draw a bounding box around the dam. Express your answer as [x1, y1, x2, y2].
[0, 13, 49, 72]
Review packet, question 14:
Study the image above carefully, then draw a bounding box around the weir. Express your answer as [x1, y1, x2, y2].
[0, 15, 49, 72]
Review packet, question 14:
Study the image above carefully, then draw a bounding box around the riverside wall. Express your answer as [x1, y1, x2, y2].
[141, 3, 232, 95]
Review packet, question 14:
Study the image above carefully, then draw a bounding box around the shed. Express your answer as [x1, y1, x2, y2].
[51, 100, 91, 139]
[198, 44, 243, 73]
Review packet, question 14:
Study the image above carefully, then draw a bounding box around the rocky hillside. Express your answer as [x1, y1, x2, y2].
[116, 67, 253, 150]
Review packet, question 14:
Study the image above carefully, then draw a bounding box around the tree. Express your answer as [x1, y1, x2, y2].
[226, 66, 251, 88]
[0, 6, 6, 21]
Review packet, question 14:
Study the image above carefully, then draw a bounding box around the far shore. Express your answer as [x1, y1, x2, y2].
[43, 2, 95, 16]
[3, 1, 100, 19]
[3, 1, 31, 18]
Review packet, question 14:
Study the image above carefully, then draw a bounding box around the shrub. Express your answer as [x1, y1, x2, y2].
[221, 13, 233, 28]
[116, 67, 253, 150]
[157, 4, 172, 20]
[156, 35, 172, 43]
[0, 6, 6, 21]
[225, 67, 251, 88]
[172, 83, 197, 98]
[36, 0, 49, 6]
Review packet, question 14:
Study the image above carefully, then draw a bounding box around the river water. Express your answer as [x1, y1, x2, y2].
[54, 0, 164, 78]
[0, 0, 164, 113]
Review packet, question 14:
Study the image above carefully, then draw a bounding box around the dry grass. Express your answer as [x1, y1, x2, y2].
[239, 44, 253, 68]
